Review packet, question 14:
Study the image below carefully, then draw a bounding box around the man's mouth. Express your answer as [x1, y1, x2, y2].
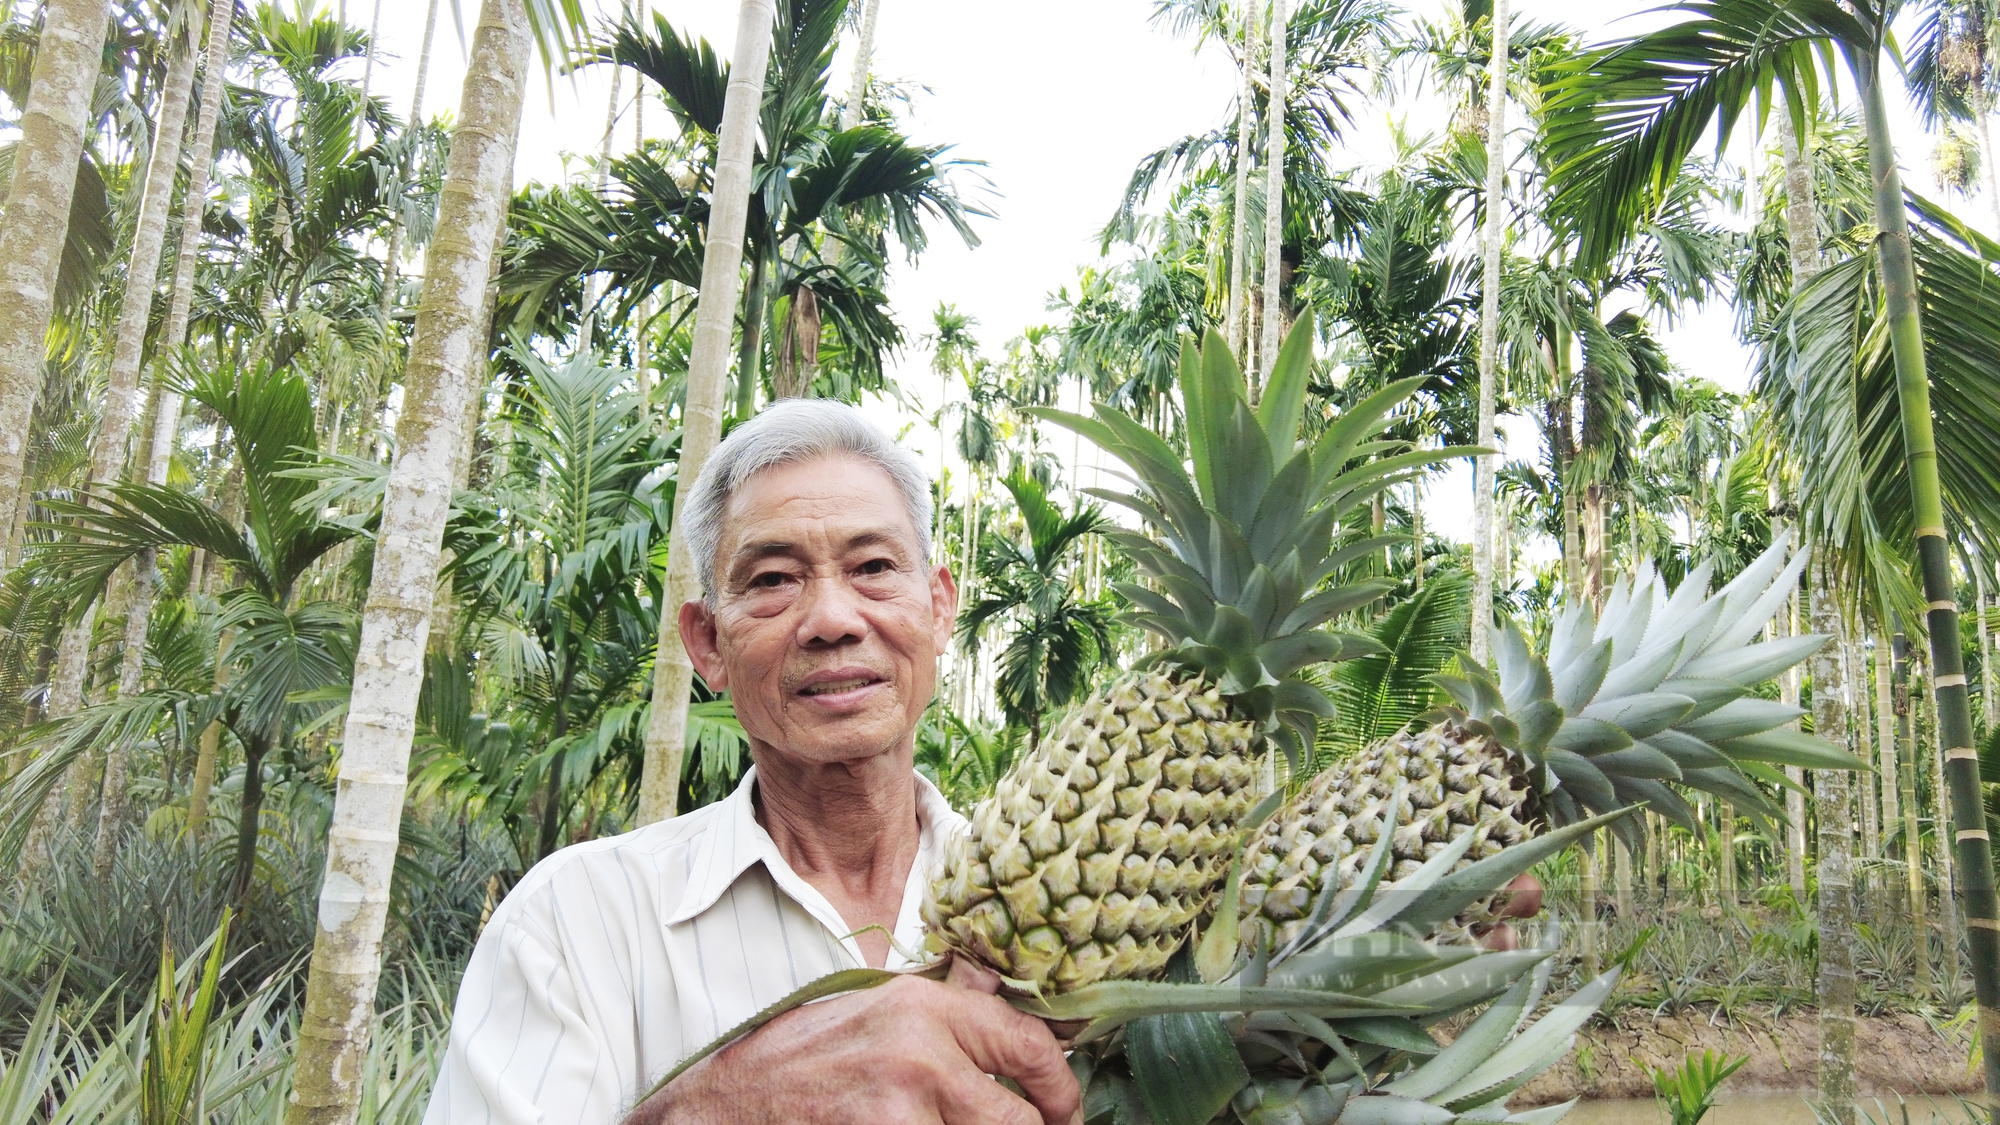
[797, 672, 886, 697]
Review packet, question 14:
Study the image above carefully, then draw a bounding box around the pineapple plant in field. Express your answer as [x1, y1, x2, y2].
[1239, 537, 1864, 951]
[922, 327, 1469, 993]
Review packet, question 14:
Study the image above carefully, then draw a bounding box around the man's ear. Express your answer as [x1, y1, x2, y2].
[929, 562, 959, 656]
[679, 599, 728, 691]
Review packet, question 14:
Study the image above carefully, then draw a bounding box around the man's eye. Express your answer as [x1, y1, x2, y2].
[753, 571, 790, 588]
[857, 559, 893, 576]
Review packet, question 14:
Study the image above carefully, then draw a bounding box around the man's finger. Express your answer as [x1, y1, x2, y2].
[948, 953, 1005, 995]
[933, 1060, 1044, 1125]
[1499, 874, 1543, 919]
[940, 989, 1081, 1125]
[1480, 922, 1519, 951]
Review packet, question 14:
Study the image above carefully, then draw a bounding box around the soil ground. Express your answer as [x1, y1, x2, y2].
[1514, 1013, 1979, 1105]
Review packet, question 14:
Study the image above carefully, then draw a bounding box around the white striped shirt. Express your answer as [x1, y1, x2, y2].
[422, 766, 968, 1125]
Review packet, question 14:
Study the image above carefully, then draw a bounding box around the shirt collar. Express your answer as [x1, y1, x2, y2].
[665, 764, 967, 928]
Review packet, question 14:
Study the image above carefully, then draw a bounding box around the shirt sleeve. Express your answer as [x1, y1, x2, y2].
[423, 906, 625, 1125]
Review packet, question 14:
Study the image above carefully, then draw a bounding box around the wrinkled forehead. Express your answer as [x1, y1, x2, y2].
[717, 453, 923, 558]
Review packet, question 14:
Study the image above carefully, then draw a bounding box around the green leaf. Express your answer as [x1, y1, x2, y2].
[1257, 322, 1316, 463]
[1385, 959, 1550, 1100]
[1716, 728, 1866, 770]
[1128, 1010, 1251, 1125]
[1340, 1095, 1457, 1125]
[1577, 692, 1697, 740]
[1433, 968, 1622, 1109]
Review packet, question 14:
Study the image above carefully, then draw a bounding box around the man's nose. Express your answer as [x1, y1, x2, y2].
[795, 574, 870, 646]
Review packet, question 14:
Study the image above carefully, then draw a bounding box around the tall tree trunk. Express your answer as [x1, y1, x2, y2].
[231, 726, 272, 904]
[1409, 479, 1423, 589]
[1858, 52, 2000, 1101]
[287, 0, 533, 1118]
[772, 287, 821, 400]
[1978, 562, 1993, 733]
[1254, 0, 1287, 401]
[377, 0, 444, 328]
[1469, 0, 1509, 665]
[1578, 832, 1599, 977]
[1875, 629, 1898, 851]
[0, 0, 113, 571]
[1720, 801, 1736, 906]
[1775, 535, 1806, 895]
[636, 0, 779, 826]
[1810, 555, 1855, 1125]
[148, 0, 236, 488]
[1849, 636, 1877, 891]
[733, 250, 770, 417]
[1224, 0, 1260, 360]
[1927, 670, 1963, 989]
[1974, 83, 2000, 234]
[839, 0, 882, 130]
[1582, 483, 1606, 608]
[1894, 627, 1932, 994]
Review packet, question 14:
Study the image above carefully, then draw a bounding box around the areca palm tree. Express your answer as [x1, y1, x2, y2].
[8, 364, 360, 901]
[957, 466, 1113, 748]
[571, 0, 984, 412]
[1541, 0, 2000, 1103]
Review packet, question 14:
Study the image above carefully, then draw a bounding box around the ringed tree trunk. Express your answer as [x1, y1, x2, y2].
[1777, 108, 1822, 901]
[148, 0, 239, 488]
[1224, 0, 1260, 360]
[1255, 0, 1288, 402]
[839, 0, 882, 130]
[0, 0, 113, 572]
[636, 0, 780, 826]
[378, 0, 444, 329]
[772, 286, 821, 400]
[1875, 629, 1898, 856]
[733, 249, 771, 417]
[1809, 554, 1855, 1125]
[1894, 627, 1932, 993]
[1469, 0, 1509, 665]
[1856, 47, 2000, 1100]
[286, 0, 534, 1119]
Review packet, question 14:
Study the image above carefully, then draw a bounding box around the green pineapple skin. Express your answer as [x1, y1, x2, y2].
[923, 670, 1259, 993]
[1240, 724, 1534, 951]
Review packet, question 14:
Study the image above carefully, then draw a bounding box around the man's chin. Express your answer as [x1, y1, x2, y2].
[764, 711, 912, 769]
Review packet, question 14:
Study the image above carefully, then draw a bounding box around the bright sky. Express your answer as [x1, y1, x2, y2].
[348, 0, 1997, 551]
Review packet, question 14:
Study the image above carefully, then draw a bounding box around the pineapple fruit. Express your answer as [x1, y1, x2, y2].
[922, 328, 1469, 993]
[1238, 538, 1864, 951]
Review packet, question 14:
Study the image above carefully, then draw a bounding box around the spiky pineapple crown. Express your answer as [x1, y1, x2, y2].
[1433, 533, 1863, 849]
[1030, 328, 1479, 766]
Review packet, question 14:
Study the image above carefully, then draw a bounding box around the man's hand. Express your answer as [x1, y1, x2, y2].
[1475, 873, 1546, 951]
[628, 956, 1081, 1125]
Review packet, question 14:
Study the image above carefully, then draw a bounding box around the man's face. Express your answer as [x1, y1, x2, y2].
[679, 454, 956, 769]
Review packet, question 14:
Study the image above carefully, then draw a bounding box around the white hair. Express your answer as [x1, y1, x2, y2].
[680, 399, 934, 603]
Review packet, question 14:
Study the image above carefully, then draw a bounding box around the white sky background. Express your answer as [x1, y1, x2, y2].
[350, 0, 1995, 558]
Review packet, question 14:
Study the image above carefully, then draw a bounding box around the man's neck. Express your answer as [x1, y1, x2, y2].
[751, 746, 922, 967]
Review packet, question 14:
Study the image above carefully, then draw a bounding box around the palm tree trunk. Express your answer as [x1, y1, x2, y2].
[1582, 484, 1606, 607]
[1978, 562, 1993, 732]
[1225, 0, 1260, 360]
[1255, 0, 1288, 400]
[147, 0, 236, 488]
[733, 249, 770, 416]
[0, 0, 113, 572]
[1719, 801, 1735, 906]
[839, 0, 883, 130]
[286, 0, 534, 1118]
[1973, 84, 2000, 234]
[1927, 671, 1963, 988]
[1809, 555, 1855, 1125]
[1875, 629, 1898, 848]
[1858, 53, 2000, 1100]
[1894, 627, 1932, 994]
[637, 0, 779, 826]
[377, 0, 444, 328]
[231, 724, 272, 904]
[1409, 479, 1423, 589]
[1849, 636, 1877, 888]
[1578, 832, 1599, 977]
[1777, 112, 1823, 284]
[1772, 540, 1806, 895]
[1469, 0, 1509, 665]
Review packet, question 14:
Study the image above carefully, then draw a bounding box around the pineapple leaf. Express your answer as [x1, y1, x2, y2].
[1256, 323, 1317, 463]
[1613, 777, 1699, 832]
[1283, 581, 1398, 636]
[1653, 677, 1748, 719]
[1309, 376, 1430, 486]
[1681, 766, 1782, 817]
[1432, 968, 1621, 1110]
[1545, 749, 1619, 814]
[1367, 949, 1549, 1013]
[1340, 1095, 1460, 1125]
[1182, 335, 1218, 506]
[1586, 745, 1683, 780]
[1677, 698, 1806, 741]
[1715, 728, 1866, 770]
[1258, 631, 1379, 680]
[1550, 639, 1612, 713]
[1547, 718, 1629, 756]
[1383, 961, 1542, 1099]
[1129, 1007, 1250, 1125]
[1213, 400, 1278, 526]
[1393, 809, 1640, 937]
[1597, 637, 1683, 699]
[1333, 829, 1481, 940]
[1675, 634, 1828, 687]
[1576, 691, 1696, 740]
[1333, 1016, 1444, 1055]
[1249, 452, 1316, 564]
[1641, 730, 1731, 769]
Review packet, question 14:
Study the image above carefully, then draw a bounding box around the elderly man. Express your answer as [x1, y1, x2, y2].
[424, 400, 1538, 1125]
[424, 400, 1080, 1125]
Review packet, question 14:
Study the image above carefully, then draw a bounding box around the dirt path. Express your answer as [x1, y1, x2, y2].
[1515, 1012, 1978, 1105]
